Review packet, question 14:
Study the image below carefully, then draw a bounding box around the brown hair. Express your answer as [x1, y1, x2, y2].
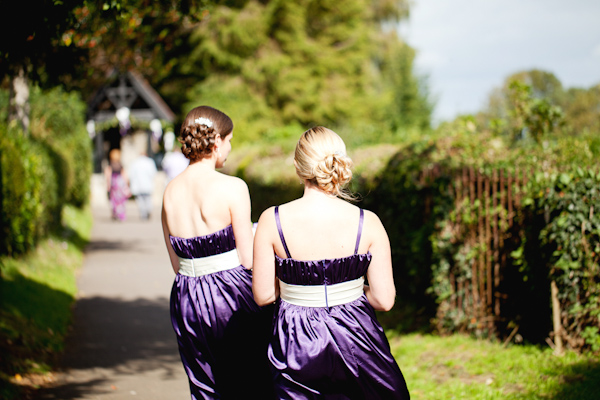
[179, 106, 234, 162]
[294, 126, 355, 201]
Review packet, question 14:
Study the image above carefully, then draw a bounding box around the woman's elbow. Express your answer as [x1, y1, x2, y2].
[368, 289, 396, 312]
[378, 298, 395, 312]
[253, 289, 275, 307]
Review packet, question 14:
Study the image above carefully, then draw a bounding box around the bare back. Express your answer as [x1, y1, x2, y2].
[163, 167, 234, 237]
[253, 187, 396, 310]
[162, 162, 253, 271]
[274, 197, 370, 260]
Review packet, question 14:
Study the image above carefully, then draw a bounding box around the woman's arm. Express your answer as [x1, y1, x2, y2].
[252, 207, 278, 306]
[104, 166, 111, 192]
[229, 177, 254, 269]
[364, 211, 396, 311]
[161, 205, 180, 274]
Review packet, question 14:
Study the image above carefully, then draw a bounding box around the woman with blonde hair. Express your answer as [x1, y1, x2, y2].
[253, 126, 410, 399]
[162, 106, 273, 399]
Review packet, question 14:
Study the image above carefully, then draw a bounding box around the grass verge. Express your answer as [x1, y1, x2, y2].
[0, 205, 92, 399]
[391, 332, 600, 399]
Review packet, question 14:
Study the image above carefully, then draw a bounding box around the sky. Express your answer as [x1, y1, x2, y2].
[398, 0, 600, 124]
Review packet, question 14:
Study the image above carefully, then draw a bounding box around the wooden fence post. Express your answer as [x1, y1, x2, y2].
[551, 280, 564, 356]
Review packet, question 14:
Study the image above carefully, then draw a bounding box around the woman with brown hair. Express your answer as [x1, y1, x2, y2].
[162, 106, 273, 399]
[253, 126, 410, 399]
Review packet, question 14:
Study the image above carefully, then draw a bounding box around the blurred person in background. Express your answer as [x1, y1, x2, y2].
[104, 148, 129, 221]
[128, 150, 157, 220]
[162, 130, 189, 185]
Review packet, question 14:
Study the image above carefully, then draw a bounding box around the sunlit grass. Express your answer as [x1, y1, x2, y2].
[0, 205, 92, 398]
[389, 332, 600, 399]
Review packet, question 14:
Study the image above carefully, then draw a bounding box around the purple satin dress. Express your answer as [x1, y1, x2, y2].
[270, 207, 410, 399]
[170, 225, 274, 399]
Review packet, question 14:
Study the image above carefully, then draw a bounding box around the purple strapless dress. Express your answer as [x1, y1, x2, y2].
[170, 225, 275, 400]
[270, 207, 410, 399]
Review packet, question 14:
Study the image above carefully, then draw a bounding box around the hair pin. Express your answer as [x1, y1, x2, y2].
[194, 117, 213, 128]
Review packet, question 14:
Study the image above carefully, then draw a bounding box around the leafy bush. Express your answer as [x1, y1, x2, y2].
[226, 115, 600, 351]
[29, 86, 92, 207]
[516, 168, 600, 351]
[0, 127, 40, 255]
[0, 86, 91, 256]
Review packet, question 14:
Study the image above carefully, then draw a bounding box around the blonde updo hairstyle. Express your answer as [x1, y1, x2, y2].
[179, 106, 234, 162]
[294, 126, 355, 201]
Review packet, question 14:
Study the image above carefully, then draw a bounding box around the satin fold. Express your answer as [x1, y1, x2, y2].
[270, 222, 410, 399]
[169, 225, 274, 399]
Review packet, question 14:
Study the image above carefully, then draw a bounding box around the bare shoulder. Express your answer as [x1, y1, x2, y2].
[162, 175, 180, 205]
[363, 209, 383, 227]
[257, 206, 276, 224]
[362, 209, 388, 238]
[217, 173, 249, 194]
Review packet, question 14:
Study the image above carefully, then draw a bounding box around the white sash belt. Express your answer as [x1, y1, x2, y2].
[177, 249, 240, 277]
[279, 277, 365, 308]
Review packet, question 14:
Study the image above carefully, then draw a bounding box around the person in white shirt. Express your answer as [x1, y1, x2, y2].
[162, 131, 190, 185]
[128, 151, 157, 220]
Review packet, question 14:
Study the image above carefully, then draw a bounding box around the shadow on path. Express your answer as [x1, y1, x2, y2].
[37, 296, 182, 399]
[34, 198, 188, 399]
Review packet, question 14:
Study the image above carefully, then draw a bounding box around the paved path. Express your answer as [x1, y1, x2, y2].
[38, 173, 190, 399]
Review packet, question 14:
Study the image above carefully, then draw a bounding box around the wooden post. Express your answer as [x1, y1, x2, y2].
[551, 280, 564, 356]
[495, 170, 503, 317]
[469, 167, 478, 315]
[478, 171, 485, 320]
[485, 175, 492, 314]
[507, 172, 513, 227]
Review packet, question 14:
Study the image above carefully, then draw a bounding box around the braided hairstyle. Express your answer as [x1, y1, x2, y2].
[294, 126, 355, 201]
[179, 106, 234, 162]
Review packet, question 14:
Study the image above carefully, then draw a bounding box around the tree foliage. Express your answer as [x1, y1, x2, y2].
[481, 69, 599, 140]
[0, 1, 210, 119]
[562, 85, 600, 135]
[183, 0, 430, 143]
[505, 80, 564, 142]
[0, 0, 85, 83]
[64, 1, 209, 111]
[0, 87, 91, 255]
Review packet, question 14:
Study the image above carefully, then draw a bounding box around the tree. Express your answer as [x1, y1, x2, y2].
[480, 70, 566, 142]
[480, 69, 600, 140]
[377, 31, 432, 131]
[506, 80, 564, 142]
[562, 85, 600, 135]
[0, 0, 86, 134]
[182, 0, 425, 143]
[63, 1, 209, 115]
[0, 1, 209, 132]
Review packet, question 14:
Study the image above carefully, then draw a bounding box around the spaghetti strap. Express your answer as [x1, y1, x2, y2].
[274, 206, 292, 259]
[354, 208, 364, 255]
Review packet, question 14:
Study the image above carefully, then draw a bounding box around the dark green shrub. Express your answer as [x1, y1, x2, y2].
[516, 168, 600, 351]
[0, 126, 40, 255]
[29, 86, 92, 208]
[0, 86, 91, 256]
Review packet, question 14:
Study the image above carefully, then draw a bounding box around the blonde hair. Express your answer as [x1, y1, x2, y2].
[294, 126, 355, 201]
[109, 148, 121, 162]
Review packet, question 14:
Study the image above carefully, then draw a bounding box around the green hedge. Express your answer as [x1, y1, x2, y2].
[225, 120, 600, 351]
[0, 87, 92, 256]
[0, 128, 39, 255]
[519, 168, 600, 351]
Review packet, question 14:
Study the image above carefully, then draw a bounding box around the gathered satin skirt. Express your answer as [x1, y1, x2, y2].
[269, 294, 410, 400]
[170, 266, 275, 399]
